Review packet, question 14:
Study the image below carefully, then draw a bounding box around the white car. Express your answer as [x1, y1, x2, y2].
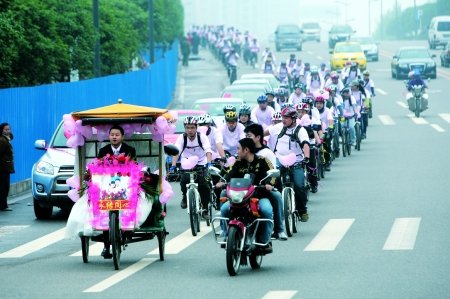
[191, 98, 245, 126]
[240, 73, 279, 90]
[428, 16, 450, 49]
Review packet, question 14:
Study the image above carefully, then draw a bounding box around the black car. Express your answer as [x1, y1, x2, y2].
[328, 25, 354, 48]
[391, 47, 437, 79]
[275, 24, 303, 51]
[440, 42, 450, 67]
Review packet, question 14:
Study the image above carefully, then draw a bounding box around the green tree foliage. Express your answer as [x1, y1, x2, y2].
[0, 0, 184, 88]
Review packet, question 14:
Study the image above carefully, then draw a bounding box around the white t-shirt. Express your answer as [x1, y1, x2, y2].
[256, 146, 277, 168]
[206, 126, 218, 153]
[267, 123, 283, 151]
[310, 107, 322, 126]
[272, 123, 309, 163]
[251, 106, 275, 128]
[215, 123, 246, 156]
[175, 133, 212, 166]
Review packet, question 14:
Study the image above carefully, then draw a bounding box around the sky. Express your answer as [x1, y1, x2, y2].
[181, 0, 433, 38]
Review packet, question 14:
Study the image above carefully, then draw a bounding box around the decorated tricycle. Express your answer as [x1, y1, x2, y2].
[64, 100, 179, 270]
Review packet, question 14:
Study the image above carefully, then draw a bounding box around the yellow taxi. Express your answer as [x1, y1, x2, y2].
[329, 41, 367, 71]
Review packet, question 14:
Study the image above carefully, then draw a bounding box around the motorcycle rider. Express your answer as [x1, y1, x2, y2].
[218, 138, 276, 253]
[238, 104, 255, 128]
[272, 106, 310, 222]
[244, 123, 288, 241]
[170, 116, 212, 215]
[406, 69, 428, 111]
[216, 109, 246, 158]
[251, 95, 276, 128]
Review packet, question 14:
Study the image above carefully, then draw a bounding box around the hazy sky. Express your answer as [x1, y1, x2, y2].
[182, 0, 433, 38]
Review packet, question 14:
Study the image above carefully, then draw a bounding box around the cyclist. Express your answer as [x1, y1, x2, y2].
[272, 106, 310, 222]
[251, 95, 276, 128]
[262, 47, 276, 65]
[261, 56, 276, 74]
[266, 91, 281, 112]
[275, 88, 289, 107]
[290, 59, 304, 86]
[287, 53, 297, 70]
[341, 87, 358, 146]
[248, 37, 260, 66]
[277, 61, 290, 85]
[197, 113, 219, 157]
[225, 48, 239, 83]
[306, 66, 324, 94]
[342, 62, 361, 85]
[362, 70, 376, 97]
[340, 61, 352, 81]
[244, 123, 288, 241]
[170, 116, 212, 215]
[266, 112, 283, 151]
[238, 104, 255, 128]
[318, 63, 328, 78]
[217, 138, 275, 253]
[216, 109, 246, 158]
[315, 95, 334, 171]
[325, 71, 345, 93]
[289, 83, 306, 106]
[350, 79, 367, 139]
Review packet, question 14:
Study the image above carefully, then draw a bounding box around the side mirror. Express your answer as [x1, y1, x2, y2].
[164, 144, 179, 156]
[431, 54, 436, 58]
[34, 140, 47, 150]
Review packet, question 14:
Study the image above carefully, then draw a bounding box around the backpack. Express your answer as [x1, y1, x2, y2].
[180, 132, 204, 156]
[274, 125, 303, 153]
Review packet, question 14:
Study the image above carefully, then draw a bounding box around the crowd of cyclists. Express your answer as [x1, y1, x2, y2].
[176, 25, 377, 250]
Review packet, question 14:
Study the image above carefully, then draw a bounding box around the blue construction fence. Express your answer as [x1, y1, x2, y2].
[0, 41, 179, 184]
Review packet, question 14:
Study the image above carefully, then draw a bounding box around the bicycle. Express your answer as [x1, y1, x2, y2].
[354, 116, 362, 151]
[180, 167, 204, 236]
[227, 64, 237, 84]
[278, 162, 299, 237]
[332, 117, 341, 159]
[341, 117, 352, 157]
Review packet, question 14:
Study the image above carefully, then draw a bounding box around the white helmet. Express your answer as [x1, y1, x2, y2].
[197, 113, 212, 125]
[272, 112, 282, 121]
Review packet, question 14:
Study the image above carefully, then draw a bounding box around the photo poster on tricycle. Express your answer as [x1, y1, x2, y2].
[87, 161, 143, 231]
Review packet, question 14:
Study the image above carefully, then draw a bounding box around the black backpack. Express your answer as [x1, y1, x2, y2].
[274, 125, 303, 153]
[180, 132, 204, 156]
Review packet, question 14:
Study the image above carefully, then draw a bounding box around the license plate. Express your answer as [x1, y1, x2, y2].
[99, 199, 131, 210]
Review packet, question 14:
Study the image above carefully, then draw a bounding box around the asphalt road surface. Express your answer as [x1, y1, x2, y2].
[1, 39, 449, 299]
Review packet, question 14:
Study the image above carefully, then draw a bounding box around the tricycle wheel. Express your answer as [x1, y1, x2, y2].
[81, 236, 89, 263]
[110, 212, 121, 270]
[226, 226, 242, 276]
[157, 230, 166, 261]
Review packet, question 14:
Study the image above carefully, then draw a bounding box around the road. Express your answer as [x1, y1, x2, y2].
[1, 39, 449, 299]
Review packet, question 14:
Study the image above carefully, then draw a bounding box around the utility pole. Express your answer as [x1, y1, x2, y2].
[93, 0, 101, 77]
[380, 0, 383, 40]
[149, 0, 155, 64]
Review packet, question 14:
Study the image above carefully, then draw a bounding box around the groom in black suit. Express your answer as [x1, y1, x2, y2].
[98, 125, 136, 259]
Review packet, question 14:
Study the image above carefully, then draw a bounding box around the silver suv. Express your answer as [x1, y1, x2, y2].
[32, 121, 75, 219]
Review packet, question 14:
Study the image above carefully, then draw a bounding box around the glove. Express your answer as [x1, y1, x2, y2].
[340, 117, 345, 122]
[169, 166, 176, 173]
[303, 157, 310, 164]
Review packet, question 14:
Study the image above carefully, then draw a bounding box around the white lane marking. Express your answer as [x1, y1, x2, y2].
[317, 55, 323, 60]
[430, 124, 445, 132]
[71, 242, 103, 257]
[148, 222, 210, 255]
[83, 258, 157, 293]
[304, 219, 354, 251]
[261, 290, 298, 299]
[0, 225, 29, 238]
[408, 114, 429, 125]
[376, 88, 387, 95]
[397, 101, 408, 109]
[378, 115, 395, 125]
[0, 227, 65, 258]
[383, 218, 421, 250]
[438, 113, 450, 123]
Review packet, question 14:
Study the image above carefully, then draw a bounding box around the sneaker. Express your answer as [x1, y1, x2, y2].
[202, 211, 210, 221]
[300, 213, 309, 222]
[325, 164, 331, 171]
[271, 232, 279, 240]
[0, 207, 13, 211]
[260, 243, 273, 254]
[311, 186, 318, 193]
[101, 248, 112, 259]
[278, 231, 288, 241]
[180, 197, 187, 209]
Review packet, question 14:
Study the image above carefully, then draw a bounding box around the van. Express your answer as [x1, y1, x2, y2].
[274, 24, 303, 51]
[428, 16, 450, 49]
[301, 22, 321, 42]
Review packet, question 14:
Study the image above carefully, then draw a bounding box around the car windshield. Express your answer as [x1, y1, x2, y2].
[399, 49, 430, 59]
[437, 21, 450, 31]
[192, 101, 241, 116]
[52, 122, 69, 148]
[331, 26, 352, 33]
[303, 23, 319, 29]
[241, 75, 278, 88]
[278, 26, 300, 34]
[334, 44, 362, 53]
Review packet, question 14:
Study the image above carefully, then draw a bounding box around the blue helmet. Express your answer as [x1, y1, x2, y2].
[257, 94, 268, 103]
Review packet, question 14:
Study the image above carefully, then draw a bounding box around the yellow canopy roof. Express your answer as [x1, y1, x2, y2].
[71, 100, 167, 120]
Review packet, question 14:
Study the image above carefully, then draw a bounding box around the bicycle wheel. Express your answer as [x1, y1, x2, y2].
[110, 212, 121, 270]
[188, 188, 198, 237]
[346, 130, 352, 156]
[355, 122, 361, 151]
[342, 130, 347, 157]
[315, 151, 321, 182]
[226, 226, 242, 276]
[320, 148, 325, 179]
[283, 189, 294, 237]
[333, 132, 340, 158]
[290, 188, 298, 234]
[80, 236, 89, 263]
